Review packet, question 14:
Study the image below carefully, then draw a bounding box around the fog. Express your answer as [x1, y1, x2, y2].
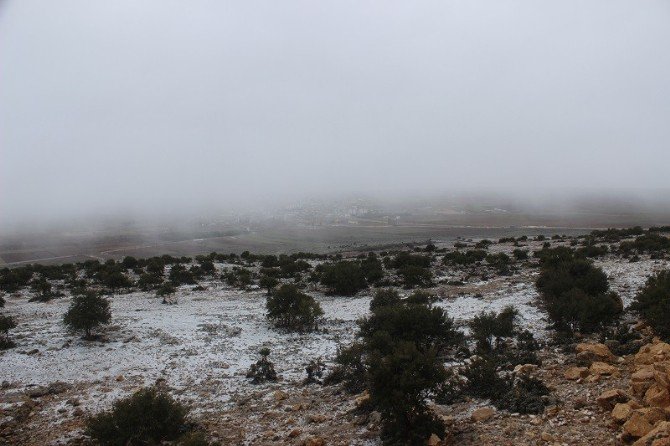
[1, 0, 669, 226]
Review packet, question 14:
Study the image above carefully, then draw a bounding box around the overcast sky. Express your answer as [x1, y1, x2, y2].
[1, 0, 669, 223]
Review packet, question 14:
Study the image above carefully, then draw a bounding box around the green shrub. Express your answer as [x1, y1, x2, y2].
[266, 284, 323, 331]
[0, 267, 33, 293]
[323, 343, 367, 393]
[96, 264, 133, 291]
[169, 264, 196, 286]
[391, 252, 431, 269]
[599, 323, 644, 356]
[468, 306, 518, 353]
[29, 277, 59, 302]
[246, 348, 278, 384]
[156, 283, 177, 304]
[398, 265, 433, 288]
[405, 290, 436, 306]
[319, 261, 367, 295]
[304, 358, 325, 384]
[360, 253, 385, 284]
[256, 274, 276, 294]
[369, 289, 402, 312]
[544, 288, 622, 334]
[512, 249, 529, 261]
[462, 356, 505, 399]
[443, 250, 486, 266]
[137, 273, 163, 291]
[368, 341, 445, 445]
[494, 376, 549, 414]
[620, 233, 670, 254]
[86, 387, 188, 446]
[632, 270, 670, 341]
[359, 303, 463, 355]
[0, 314, 17, 349]
[63, 290, 112, 339]
[536, 258, 621, 333]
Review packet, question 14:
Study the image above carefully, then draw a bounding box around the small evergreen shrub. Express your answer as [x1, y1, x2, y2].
[86, 387, 189, 446]
[304, 358, 325, 384]
[266, 284, 323, 332]
[319, 261, 367, 295]
[63, 290, 111, 339]
[398, 265, 433, 288]
[0, 314, 17, 349]
[469, 306, 518, 353]
[323, 343, 366, 393]
[536, 258, 622, 333]
[369, 288, 402, 311]
[246, 348, 278, 384]
[462, 356, 505, 399]
[368, 341, 445, 445]
[631, 270, 670, 341]
[494, 376, 549, 414]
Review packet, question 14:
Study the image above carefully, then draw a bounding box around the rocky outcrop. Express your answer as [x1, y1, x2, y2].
[604, 341, 670, 443]
[576, 343, 617, 363]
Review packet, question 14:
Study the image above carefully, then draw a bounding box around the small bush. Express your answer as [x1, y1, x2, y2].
[369, 288, 402, 312]
[86, 387, 189, 446]
[469, 306, 518, 353]
[632, 270, 670, 341]
[600, 323, 644, 356]
[319, 261, 367, 295]
[359, 303, 463, 355]
[156, 283, 177, 304]
[536, 258, 621, 333]
[63, 290, 111, 339]
[259, 275, 279, 295]
[323, 343, 367, 393]
[443, 250, 486, 266]
[246, 348, 278, 384]
[368, 341, 445, 445]
[266, 284, 323, 332]
[494, 376, 549, 414]
[0, 314, 17, 349]
[462, 356, 505, 399]
[304, 358, 325, 384]
[398, 265, 433, 288]
[512, 249, 529, 261]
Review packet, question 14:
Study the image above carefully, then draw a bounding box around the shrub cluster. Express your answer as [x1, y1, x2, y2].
[536, 256, 622, 333]
[329, 288, 463, 444]
[436, 307, 548, 414]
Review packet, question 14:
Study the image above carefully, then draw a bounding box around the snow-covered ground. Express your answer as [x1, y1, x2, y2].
[1, 253, 667, 420]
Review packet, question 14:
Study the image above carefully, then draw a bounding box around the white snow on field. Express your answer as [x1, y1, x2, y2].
[0, 254, 667, 416]
[596, 257, 670, 307]
[438, 283, 547, 337]
[0, 286, 369, 413]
